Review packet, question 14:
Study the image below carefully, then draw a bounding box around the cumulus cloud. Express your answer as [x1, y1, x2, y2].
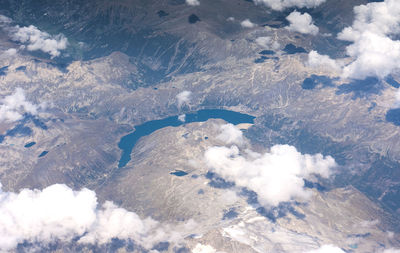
[305, 245, 346, 253]
[255, 36, 280, 50]
[240, 19, 256, 28]
[176, 90, 192, 108]
[0, 184, 97, 251]
[0, 183, 190, 251]
[0, 88, 39, 123]
[335, 0, 400, 79]
[285, 11, 319, 35]
[0, 15, 67, 58]
[205, 144, 336, 207]
[359, 219, 379, 228]
[10, 25, 68, 58]
[340, 32, 400, 80]
[78, 202, 166, 248]
[307, 50, 341, 71]
[178, 114, 186, 122]
[216, 124, 244, 145]
[253, 0, 326, 11]
[305, 0, 400, 80]
[394, 90, 400, 108]
[0, 15, 12, 25]
[192, 243, 217, 253]
[383, 249, 400, 253]
[186, 0, 200, 6]
[3, 48, 17, 56]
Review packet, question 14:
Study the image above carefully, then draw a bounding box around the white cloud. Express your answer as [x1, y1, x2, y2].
[307, 0, 400, 80]
[255, 36, 280, 50]
[307, 50, 341, 71]
[241, 19, 256, 28]
[186, 0, 200, 6]
[192, 243, 227, 253]
[176, 90, 192, 108]
[305, 245, 346, 253]
[204, 144, 336, 207]
[0, 183, 190, 251]
[359, 219, 379, 228]
[336, 0, 400, 80]
[78, 201, 163, 248]
[10, 25, 68, 58]
[216, 124, 244, 145]
[255, 36, 271, 47]
[178, 114, 186, 122]
[192, 243, 217, 253]
[394, 88, 400, 108]
[285, 11, 319, 35]
[253, 0, 326, 11]
[0, 15, 67, 58]
[0, 184, 96, 251]
[3, 48, 17, 56]
[383, 249, 400, 253]
[340, 32, 400, 79]
[219, 190, 239, 205]
[0, 15, 12, 25]
[227, 17, 235, 22]
[0, 88, 39, 123]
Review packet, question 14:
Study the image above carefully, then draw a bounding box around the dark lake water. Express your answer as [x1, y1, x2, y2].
[259, 50, 275, 55]
[118, 109, 255, 168]
[38, 151, 49, 157]
[24, 142, 36, 148]
[170, 170, 188, 177]
[283, 44, 307, 54]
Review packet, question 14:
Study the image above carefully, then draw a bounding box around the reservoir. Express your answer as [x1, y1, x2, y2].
[118, 109, 255, 167]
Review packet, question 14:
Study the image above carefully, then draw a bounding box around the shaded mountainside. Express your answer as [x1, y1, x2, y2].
[0, 0, 371, 84]
[0, 0, 265, 85]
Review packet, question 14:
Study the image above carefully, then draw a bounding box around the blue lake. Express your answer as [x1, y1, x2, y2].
[24, 142, 36, 148]
[170, 170, 188, 177]
[118, 109, 255, 168]
[38, 151, 49, 157]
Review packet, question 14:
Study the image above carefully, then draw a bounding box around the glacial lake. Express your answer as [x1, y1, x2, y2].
[118, 109, 255, 167]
